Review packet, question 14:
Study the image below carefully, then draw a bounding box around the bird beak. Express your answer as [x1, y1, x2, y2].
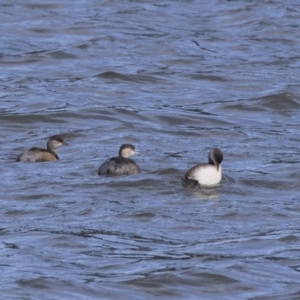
[134, 151, 140, 155]
[63, 142, 69, 146]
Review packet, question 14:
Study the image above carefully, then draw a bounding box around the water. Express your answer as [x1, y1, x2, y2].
[1, 0, 300, 299]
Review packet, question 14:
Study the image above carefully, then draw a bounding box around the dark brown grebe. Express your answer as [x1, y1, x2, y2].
[98, 144, 140, 176]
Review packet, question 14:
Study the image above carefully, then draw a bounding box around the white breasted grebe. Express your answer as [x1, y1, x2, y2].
[185, 148, 223, 186]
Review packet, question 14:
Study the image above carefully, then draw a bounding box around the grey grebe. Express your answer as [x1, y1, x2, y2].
[98, 144, 140, 176]
[17, 135, 68, 162]
[184, 148, 223, 186]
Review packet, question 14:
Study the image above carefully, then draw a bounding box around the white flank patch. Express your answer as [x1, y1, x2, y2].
[190, 165, 222, 186]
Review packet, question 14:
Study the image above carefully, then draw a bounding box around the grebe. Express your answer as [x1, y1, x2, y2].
[184, 148, 223, 186]
[17, 135, 68, 162]
[98, 144, 140, 176]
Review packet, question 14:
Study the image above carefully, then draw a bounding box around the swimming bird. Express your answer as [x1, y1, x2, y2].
[17, 135, 68, 162]
[184, 148, 223, 186]
[98, 143, 140, 176]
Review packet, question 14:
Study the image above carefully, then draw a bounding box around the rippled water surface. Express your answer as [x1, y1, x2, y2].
[1, 1, 300, 299]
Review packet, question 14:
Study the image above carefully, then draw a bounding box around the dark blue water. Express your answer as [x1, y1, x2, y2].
[1, 1, 300, 299]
